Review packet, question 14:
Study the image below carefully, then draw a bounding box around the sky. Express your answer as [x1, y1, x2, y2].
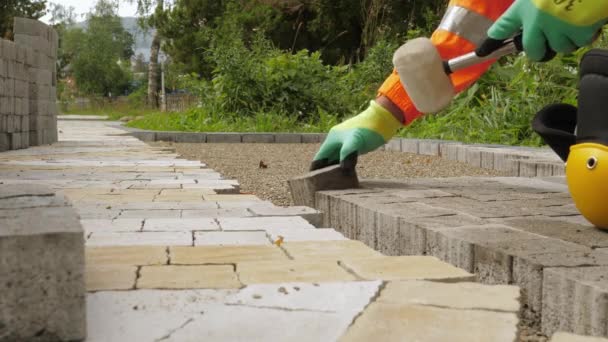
[40, 0, 140, 23]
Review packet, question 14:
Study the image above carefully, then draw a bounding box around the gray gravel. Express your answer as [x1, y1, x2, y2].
[153, 142, 506, 206]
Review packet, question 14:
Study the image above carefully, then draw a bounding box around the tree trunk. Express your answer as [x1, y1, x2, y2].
[146, 0, 164, 108]
[147, 30, 160, 108]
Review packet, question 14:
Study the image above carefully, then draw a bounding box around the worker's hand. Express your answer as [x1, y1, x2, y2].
[485, 0, 608, 61]
[310, 100, 402, 172]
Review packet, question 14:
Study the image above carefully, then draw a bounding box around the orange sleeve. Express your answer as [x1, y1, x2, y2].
[378, 0, 514, 125]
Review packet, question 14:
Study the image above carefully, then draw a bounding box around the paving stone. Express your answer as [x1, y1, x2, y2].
[384, 138, 402, 151]
[379, 280, 520, 312]
[501, 217, 608, 248]
[203, 194, 260, 202]
[340, 302, 519, 342]
[86, 265, 137, 291]
[180, 208, 252, 218]
[248, 205, 323, 227]
[143, 218, 218, 232]
[194, 231, 271, 246]
[288, 164, 359, 208]
[217, 216, 316, 230]
[241, 133, 275, 143]
[138, 265, 241, 289]
[341, 256, 474, 282]
[81, 218, 143, 233]
[401, 138, 419, 154]
[418, 140, 441, 156]
[86, 246, 168, 266]
[226, 280, 381, 311]
[206, 133, 242, 143]
[87, 283, 378, 341]
[265, 227, 347, 242]
[237, 260, 357, 284]
[117, 209, 182, 219]
[282, 240, 383, 260]
[274, 133, 302, 143]
[550, 332, 608, 342]
[87, 231, 193, 246]
[542, 267, 608, 337]
[170, 245, 287, 264]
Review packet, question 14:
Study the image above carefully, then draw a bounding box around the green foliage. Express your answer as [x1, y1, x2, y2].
[62, 0, 135, 96]
[0, 0, 46, 38]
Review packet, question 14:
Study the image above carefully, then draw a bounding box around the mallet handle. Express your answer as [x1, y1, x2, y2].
[444, 38, 520, 74]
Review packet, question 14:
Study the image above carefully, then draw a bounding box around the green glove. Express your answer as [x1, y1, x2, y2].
[488, 0, 608, 61]
[310, 100, 402, 171]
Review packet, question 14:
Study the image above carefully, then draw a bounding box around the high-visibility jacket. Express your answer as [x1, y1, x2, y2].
[378, 0, 514, 124]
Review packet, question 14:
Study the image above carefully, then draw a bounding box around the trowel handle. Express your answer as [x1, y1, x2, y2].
[444, 35, 523, 74]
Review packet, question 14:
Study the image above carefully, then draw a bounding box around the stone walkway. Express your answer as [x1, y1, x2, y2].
[0, 118, 598, 341]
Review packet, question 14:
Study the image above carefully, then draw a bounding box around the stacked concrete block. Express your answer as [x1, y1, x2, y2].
[11, 17, 58, 148]
[0, 185, 86, 341]
[0, 39, 30, 151]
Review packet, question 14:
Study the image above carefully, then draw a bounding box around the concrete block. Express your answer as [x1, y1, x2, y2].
[242, 133, 275, 143]
[0, 59, 6, 77]
[438, 142, 461, 159]
[0, 40, 16, 60]
[301, 133, 326, 144]
[480, 150, 495, 170]
[0, 185, 86, 341]
[314, 192, 332, 227]
[520, 161, 539, 177]
[401, 138, 419, 154]
[356, 204, 377, 249]
[466, 148, 482, 168]
[153, 131, 176, 142]
[384, 138, 402, 152]
[288, 165, 359, 208]
[206, 133, 242, 143]
[542, 267, 608, 337]
[171, 132, 205, 143]
[494, 154, 521, 176]
[0, 132, 9, 151]
[535, 163, 556, 177]
[418, 140, 441, 156]
[13, 17, 42, 37]
[275, 133, 302, 143]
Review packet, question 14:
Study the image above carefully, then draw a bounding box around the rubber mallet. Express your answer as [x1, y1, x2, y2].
[393, 36, 522, 114]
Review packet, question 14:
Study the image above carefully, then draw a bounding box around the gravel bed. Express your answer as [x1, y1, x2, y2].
[153, 142, 507, 206]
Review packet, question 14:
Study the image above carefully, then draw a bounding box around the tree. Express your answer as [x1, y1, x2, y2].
[0, 0, 47, 38]
[63, 0, 135, 96]
[126, 0, 170, 108]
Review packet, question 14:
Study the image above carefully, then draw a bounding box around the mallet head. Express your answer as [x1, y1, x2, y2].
[392, 38, 455, 114]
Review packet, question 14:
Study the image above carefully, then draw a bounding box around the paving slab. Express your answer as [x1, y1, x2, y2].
[138, 265, 242, 289]
[143, 218, 218, 232]
[194, 231, 271, 246]
[86, 231, 193, 246]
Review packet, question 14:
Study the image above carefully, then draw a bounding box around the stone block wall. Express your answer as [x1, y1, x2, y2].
[0, 18, 58, 151]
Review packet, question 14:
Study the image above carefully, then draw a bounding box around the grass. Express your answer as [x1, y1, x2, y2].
[125, 107, 339, 133]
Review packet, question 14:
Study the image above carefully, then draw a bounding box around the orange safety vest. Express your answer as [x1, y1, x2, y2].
[378, 0, 514, 124]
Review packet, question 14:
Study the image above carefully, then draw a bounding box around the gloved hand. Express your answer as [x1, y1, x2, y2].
[482, 0, 608, 61]
[310, 100, 402, 172]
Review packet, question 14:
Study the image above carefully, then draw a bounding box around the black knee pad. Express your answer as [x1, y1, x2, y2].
[532, 104, 577, 162]
[578, 49, 608, 145]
